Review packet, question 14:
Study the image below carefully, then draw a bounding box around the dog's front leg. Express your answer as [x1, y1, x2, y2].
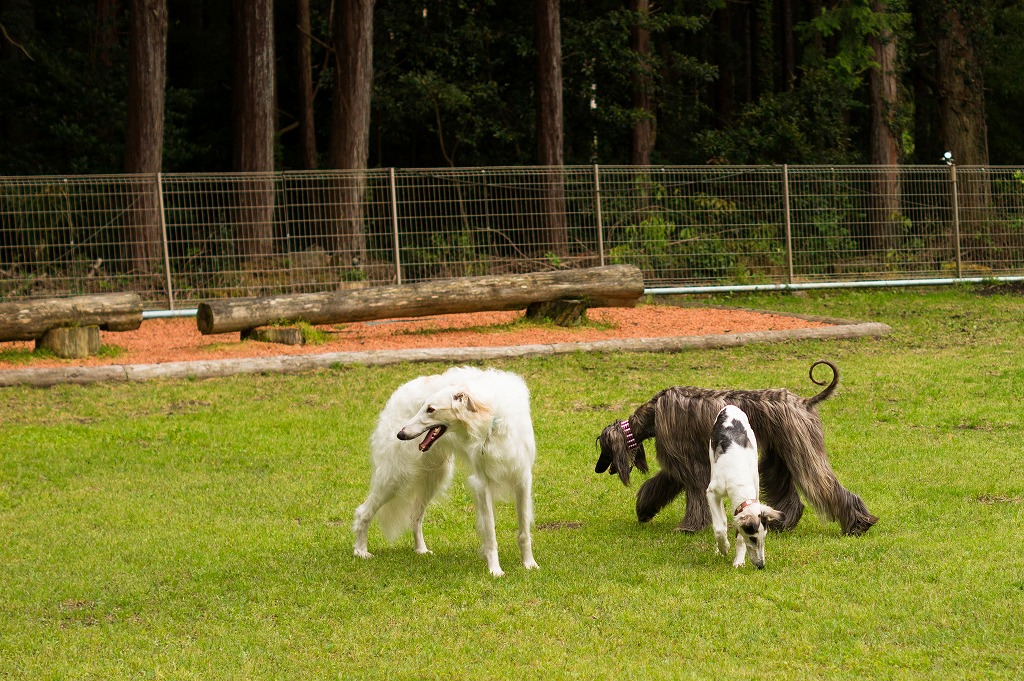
[468, 475, 503, 577]
[706, 489, 730, 556]
[732, 530, 747, 568]
[411, 500, 431, 555]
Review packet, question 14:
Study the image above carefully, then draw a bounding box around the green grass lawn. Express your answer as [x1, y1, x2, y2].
[2, 285, 1023, 679]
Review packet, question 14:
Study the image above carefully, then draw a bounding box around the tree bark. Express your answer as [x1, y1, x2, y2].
[93, 0, 119, 70]
[296, 0, 317, 169]
[196, 265, 645, 334]
[0, 293, 144, 341]
[713, 2, 735, 125]
[867, 0, 902, 251]
[124, 0, 168, 276]
[232, 0, 277, 264]
[781, 0, 795, 90]
[934, 2, 989, 167]
[932, 0, 991, 258]
[630, 0, 655, 166]
[327, 0, 374, 269]
[535, 0, 568, 257]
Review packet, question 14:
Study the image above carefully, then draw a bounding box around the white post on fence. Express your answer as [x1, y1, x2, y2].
[783, 164, 793, 285]
[389, 167, 402, 285]
[950, 163, 962, 279]
[156, 172, 174, 310]
[593, 164, 605, 266]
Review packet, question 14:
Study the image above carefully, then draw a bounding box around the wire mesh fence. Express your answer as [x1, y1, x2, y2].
[3, 165, 1024, 308]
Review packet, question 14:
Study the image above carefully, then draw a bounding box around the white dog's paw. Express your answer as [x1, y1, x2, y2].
[489, 566, 506, 577]
[716, 538, 730, 556]
[732, 559, 745, 568]
[523, 558, 540, 571]
[415, 547, 433, 555]
[354, 547, 374, 559]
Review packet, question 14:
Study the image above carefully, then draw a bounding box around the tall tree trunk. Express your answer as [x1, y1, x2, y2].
[932, 0, 991, 260]
[630, 0, 655, 166]
[753, 0, 774, 97]
[535, 0, 568, 257]
[867, 0, 902, 252]
[232, 0, 276, 267]
[93, 0, 119, 70]
[296, 0, 317, 169]
[781, 0, 795, 90]
[124, 0, 167, 276]
[934, 3, 989, 167]
[328, 0, 374, 271]
[713, 2, 735, 125]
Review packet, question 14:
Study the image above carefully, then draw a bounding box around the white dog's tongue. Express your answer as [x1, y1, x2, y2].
[419, 426, 446, 452]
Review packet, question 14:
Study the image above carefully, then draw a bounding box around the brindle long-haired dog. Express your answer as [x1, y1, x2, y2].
[595, 360, 877, 536]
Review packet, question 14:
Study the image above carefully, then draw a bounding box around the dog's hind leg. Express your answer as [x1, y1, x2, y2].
[353, 487, 395, 559]
[705, 490, 730, 556]
[467, 475, 504, 577]
[635, 471, 684, 523]
[758, 446, 804, 532]
[767, 434, 877, 535]
[514, 474, 539, 570]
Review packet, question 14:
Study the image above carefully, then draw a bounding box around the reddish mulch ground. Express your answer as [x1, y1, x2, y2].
[0, 305, 828, 370]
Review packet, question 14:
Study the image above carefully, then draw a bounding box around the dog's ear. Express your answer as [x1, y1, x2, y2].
[595, 430, 614, 474]
[760, 506, 785, 525]
[452, 390, 479, 413]
[633, 441, 649, 474]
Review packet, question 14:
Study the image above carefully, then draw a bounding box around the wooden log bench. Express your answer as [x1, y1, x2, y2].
[197, 265, 645, 341]
[0, 293, 144, 358]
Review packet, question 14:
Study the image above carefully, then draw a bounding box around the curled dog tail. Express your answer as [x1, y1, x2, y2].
[805, 359, 839, 408]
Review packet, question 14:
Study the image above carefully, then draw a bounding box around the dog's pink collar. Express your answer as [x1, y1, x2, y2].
[734, 499, 758, 516]
[618, 419, 639, 452]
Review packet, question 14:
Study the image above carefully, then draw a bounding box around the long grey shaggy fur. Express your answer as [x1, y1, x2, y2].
[595, 360, 877, 536]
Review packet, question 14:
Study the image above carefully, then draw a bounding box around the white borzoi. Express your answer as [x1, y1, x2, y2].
[352, 366, 539, 576]
[706, 405, 784, 569]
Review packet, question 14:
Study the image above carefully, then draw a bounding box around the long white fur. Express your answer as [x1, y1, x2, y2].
[352, 366, 539, 576]
[705, 405, 783, 569]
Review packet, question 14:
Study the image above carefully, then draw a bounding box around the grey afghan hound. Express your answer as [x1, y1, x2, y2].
[595, 360, 877, 536]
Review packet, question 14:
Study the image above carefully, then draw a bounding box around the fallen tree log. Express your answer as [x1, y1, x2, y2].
[197, 265, 645, 335]
[0, 293, 144, 342]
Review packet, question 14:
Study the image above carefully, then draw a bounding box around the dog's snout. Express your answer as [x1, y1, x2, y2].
[396, 429, 414, 440]
[754, 560, 765, 570]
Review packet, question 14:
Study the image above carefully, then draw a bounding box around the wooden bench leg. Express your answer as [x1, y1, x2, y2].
[241, 326, 306, 346]
[525, 299, 588, 327]
[35, 326, 101, 358]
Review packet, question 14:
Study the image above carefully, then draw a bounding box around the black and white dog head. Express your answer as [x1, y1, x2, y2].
[732, 499, 784, 570]
[595, 419, 649, 486]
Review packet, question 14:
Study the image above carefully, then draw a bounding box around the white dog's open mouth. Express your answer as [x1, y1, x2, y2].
[419, 425, 447, 452]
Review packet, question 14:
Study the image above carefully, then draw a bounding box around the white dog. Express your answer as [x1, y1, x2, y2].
[352, 366, 539, 576]
[705, 405, 785, 569]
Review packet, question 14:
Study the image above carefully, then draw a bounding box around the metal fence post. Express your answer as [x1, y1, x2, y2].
[783, 164, 793, 285]
[156, 172, 174, 310]
[389, 167, 402, 285]
[593, 164, 605, 266]
[950, 163, 962, 279]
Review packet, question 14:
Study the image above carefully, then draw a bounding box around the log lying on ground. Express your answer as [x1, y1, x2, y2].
[197, 265, 645, 335]
[0, 293, 144, 342]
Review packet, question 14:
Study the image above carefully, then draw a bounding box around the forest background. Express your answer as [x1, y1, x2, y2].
[1, 0, 1021, 179]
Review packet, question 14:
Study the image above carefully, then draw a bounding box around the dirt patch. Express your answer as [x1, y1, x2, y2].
[0, 305, 828, 370]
